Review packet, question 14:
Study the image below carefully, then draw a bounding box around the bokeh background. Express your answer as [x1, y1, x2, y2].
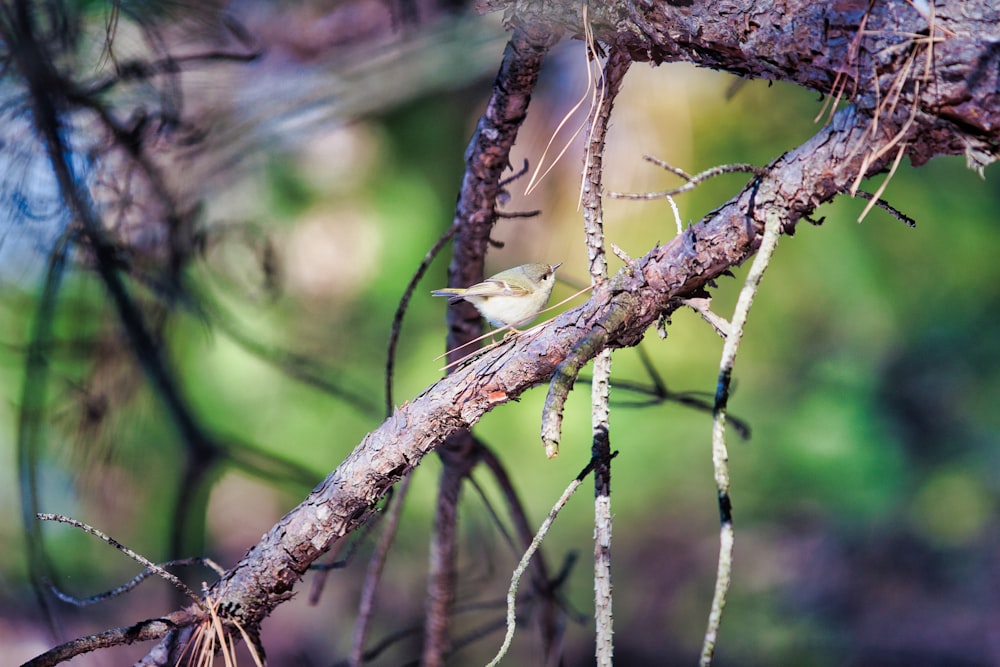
[2, 2, 999, 665]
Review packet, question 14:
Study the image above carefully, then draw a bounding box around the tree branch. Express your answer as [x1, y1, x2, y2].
[493, 0, 1000, 168]
[28, 1, 994, 661]
[134, 104, 893, 648]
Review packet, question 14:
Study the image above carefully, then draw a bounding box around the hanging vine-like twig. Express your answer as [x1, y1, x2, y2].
[699, 204, 782, 667]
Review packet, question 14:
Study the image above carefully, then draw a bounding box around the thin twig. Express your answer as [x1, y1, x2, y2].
[608, 157, 764, 200]
[665, 194, 683, 236]
[36, 514, 203, 606]
[681, 297, 731, 338]
[580, 41, 630, 667]
[478, 445, 564, 661]
[349, 475, 413, 667]
[386, 223, 457, 414]
[854, 190, 916, 227]
[486, 459, 601, 667]
[699, 207, 782, 666]
[46, 557, 224, 606]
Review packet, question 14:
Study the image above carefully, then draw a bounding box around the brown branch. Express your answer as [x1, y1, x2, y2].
[195, 104, 891, 638]
[478, 445, 565, 659]
[22, 2, 1000, 664]
[23, 612, 193, 667]
[444, 24, 561, 359]
[608, 158, 765, 201]
[492, 0, 1000, 168]
[426, 23, 559, 665]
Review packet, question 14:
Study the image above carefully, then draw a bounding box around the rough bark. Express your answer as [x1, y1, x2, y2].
[489, 0, 1000, 168]
[191, 102, 899, 644]
[148, 0, 1000, 648]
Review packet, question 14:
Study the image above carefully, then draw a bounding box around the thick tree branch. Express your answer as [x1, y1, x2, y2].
[131, 104, 893, 651]
[445, 23, 560, 356]
[34, 1, 1000, 662]
[425, 23, 559, 664]
[491, 0, 1000, 167]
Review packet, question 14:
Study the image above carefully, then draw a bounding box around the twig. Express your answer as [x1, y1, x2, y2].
[666, 194, 683, 236]
[580, 41, 630, 667]
[36, 514, 203, 606]
[386, 223, 457, 413]
[24, 614, 193, 667]
[47, 557, 224, 607]
[486, 458, 601, 667]
[681, 297, 731, 338]
[699, 207, 782, 666]
[608, 157, 764, 200]
[349, 475, 413, 667]
[854, 189, 916, 227]
[478, 446, 564, 660]
[610, 243, 632, 264]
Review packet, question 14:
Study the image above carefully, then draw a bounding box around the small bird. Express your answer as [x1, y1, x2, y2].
[432, 262, 561, 329]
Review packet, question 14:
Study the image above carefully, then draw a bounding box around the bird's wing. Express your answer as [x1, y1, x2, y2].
[459, 278, 528, 298]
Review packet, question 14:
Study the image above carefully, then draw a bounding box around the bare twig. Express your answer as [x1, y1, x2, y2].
[486, 458, 601, 667]
[24, 614, 194, 667]
[349, 475, 413, 667]
[608, 157, 764, 200]
[386, 223, 457, 413]
[580, 41, 630, 667]
[47, 557, 224, 607]
[681, 297, 731, 338]
[478, 446, 564, 659]
[666, 194, 683, 236]
[854, 190, 916, 227]
[36, 514, 204, 606]
[699, 206, 782, 666]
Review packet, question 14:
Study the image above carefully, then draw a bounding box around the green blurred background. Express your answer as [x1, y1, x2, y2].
[2, 4, 999, 665]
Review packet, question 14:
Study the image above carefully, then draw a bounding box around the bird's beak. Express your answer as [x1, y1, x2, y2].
[551, 262, 563, 272]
